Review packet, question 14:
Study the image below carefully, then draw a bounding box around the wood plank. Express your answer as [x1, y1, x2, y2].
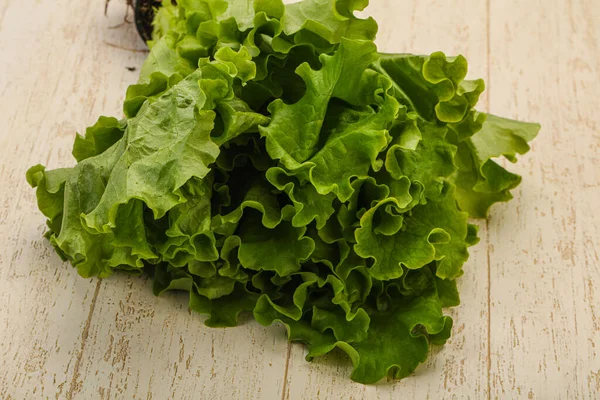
[0, 1, 145, 399]
[72, 276, 288, 400]
[488, 0, 600, 398]
[283, 1, 491, 398]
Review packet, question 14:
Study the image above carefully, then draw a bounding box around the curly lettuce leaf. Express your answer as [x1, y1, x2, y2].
[373, 52, 485, 123]
[26, 0, 539, 385]
[355, 183, 471, 281]
[450, 114, 540, 217]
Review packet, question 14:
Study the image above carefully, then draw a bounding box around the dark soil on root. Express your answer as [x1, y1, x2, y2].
[135, 0, 172, 42]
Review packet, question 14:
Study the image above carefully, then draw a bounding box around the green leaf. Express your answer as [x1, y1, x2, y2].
[83, 69, 221, 231]
[72, 116, 126, 162]
[261, 38, 381, 166]
[237, 210, 315, 276]
[349, 296, 451, 383]
[385, 120, 457, 199]
[155, 177, 219, 267]
[355, 183, 470, 280]
[212, 97, 270, 145]
[190, 282, 259, 327]
[450, 114, 541, 217]
[281, 0, 377, 44]
[374, 52, 485, 123]
[266, 167, 336, 229]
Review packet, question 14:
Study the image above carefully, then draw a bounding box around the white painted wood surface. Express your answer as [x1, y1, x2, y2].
[0, 0, 598, 399]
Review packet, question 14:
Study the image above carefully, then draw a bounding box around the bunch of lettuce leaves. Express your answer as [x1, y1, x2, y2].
[26, 0, 539, 384]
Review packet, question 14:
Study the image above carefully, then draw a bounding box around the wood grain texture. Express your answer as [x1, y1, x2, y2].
[70, 276, 288, 400]
[0, 0, 598, 399]
[488, 0, 600, 398]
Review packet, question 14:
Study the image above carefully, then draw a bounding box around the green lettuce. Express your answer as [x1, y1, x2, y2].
[26, 0, 539, 384]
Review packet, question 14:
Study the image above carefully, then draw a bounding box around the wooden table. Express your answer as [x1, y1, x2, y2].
[1, 1, 598, 398]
